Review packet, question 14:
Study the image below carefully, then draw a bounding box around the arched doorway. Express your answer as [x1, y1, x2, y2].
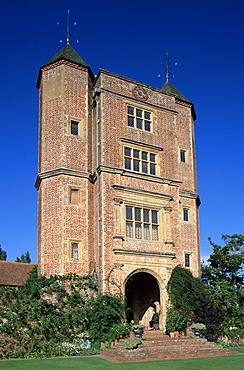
[125, 271, 160, 324]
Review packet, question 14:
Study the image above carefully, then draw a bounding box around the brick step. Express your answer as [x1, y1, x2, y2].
[135, 338, 208, 346]
[100, 336, 238, 362]
[113, 337, 209, 348]
[143, 330, 192, 339]
[106, 342, 231, 355]
[100, 348, 237, 362]
[113, 344, 225, 353]
[100, 350, 237, 362]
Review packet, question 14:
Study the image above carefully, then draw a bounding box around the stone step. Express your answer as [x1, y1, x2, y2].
[109, 341, 230, 354]
[113, 337, 209, 348]
[100, 334, 238, 362]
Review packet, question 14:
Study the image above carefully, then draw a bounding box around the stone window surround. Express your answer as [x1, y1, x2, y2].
[120, 137, 162, 177]
[70, 240, 81, 261]
[125, 205, 159, 241]
[69, 116, 82, 137]
[127, 104, 152, 132]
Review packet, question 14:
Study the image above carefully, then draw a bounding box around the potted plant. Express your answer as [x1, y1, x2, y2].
[165, 308, 188, 336]
[131, 321, 145, 338]
[118, 322, 131, 338]
[189, 323, 206, 339]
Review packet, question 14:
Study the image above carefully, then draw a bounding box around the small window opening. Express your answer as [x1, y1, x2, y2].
[185, 253, 190, 267]
[70, 188, 79, 204]
[183, 208, 189, 221]
[180, 149, 186, 163]
[71, 243, 78, 259]
[71, 120, 79, 135]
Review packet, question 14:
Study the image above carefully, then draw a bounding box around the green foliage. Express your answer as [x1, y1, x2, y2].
[15, 250, 31, 263]
[0, 246, 7, 260]
[124, 337, 142, 349]
[0, 267, 126, 358]
[165, 309, 188, 332]
[0, 335, 19, 359]
[190, 323, 206, 330]
[167, 266, 201, 312]
[85, 294, 125, 343]
[105, 322, 131, 342]
[167, 266, 222, 341]
[202, 234, 244, 340]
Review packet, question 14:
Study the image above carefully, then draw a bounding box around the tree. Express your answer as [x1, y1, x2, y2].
[167, 266, 222, 341]
[0, 246, 7, 261]
[15, 251, 31, 263]
[201, 234, 244, 340]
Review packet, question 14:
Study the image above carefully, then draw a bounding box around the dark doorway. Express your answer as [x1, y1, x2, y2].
[125, 272, 160, 323]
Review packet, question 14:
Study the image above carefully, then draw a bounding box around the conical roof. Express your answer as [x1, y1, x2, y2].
[161, 82, 196, 120]
[42, 44, 89, 68]
[37, 45, 93, 89]
[161, 82, 191, 103]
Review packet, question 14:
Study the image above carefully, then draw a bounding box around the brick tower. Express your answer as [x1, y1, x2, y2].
[36, 45, 200, 329]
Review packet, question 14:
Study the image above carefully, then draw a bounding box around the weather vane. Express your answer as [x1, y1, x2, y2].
[57, 6, 79, 45]
[158, 52, 177, 83]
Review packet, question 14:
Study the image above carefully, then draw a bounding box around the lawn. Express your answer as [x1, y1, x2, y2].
[0, 354, 243, 370]
[229, 346, 244, 353]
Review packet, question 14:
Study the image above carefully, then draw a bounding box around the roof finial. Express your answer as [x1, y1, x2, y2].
[57, 5, 79, 45]
[158, 52, 177, 83]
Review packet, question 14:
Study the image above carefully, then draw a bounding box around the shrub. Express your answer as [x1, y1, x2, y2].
[0, 267, 126, 358]
[167, 266, 222, 341]
[0, 335, 19, 359]
[165, 309, 188, 332]
[106, 322, 131, 340]
[124, 337, 142, 349]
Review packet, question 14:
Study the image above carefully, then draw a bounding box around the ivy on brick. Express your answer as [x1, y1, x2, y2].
[0, 266, 126, 358]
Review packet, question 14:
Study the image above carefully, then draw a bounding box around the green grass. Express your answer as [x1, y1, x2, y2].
[229, 346, 244, 353]
[0, 355, 243, 370]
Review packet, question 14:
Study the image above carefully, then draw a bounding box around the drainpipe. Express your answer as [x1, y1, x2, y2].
[93, 86, 101, 294]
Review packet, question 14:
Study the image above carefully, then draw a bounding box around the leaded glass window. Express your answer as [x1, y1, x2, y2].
[127, 106, 152, 132]
[124, 147, 157, 175]
[125, 206, 159, 241]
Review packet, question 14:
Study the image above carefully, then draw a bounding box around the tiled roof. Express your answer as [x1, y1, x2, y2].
[42, 44, 89, 68]
[161, 82, 191, 103]
[0, 261, 36, 287]
[161, 82, 197, 120]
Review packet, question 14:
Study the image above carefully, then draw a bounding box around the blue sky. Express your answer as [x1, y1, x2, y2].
[0, 0, 243, 263]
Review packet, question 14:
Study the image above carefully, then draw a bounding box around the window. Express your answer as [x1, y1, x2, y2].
[126, 206, 159, 241]
[70, 188, 79, 204]
[71, 120, 79, 135]
[183, 208, 189, 222]
[127, 106, 151, 132]
[185, 253, 190, 268]
[124, 147, 157, 175]
[71, 243, 78, 259]
[180, 149, 186, 163]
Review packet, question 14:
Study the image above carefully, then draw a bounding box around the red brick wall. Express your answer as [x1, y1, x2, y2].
[37, 61, 200, 284]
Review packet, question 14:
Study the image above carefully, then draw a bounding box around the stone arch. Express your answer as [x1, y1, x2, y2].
[124, 268, 166, 329]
